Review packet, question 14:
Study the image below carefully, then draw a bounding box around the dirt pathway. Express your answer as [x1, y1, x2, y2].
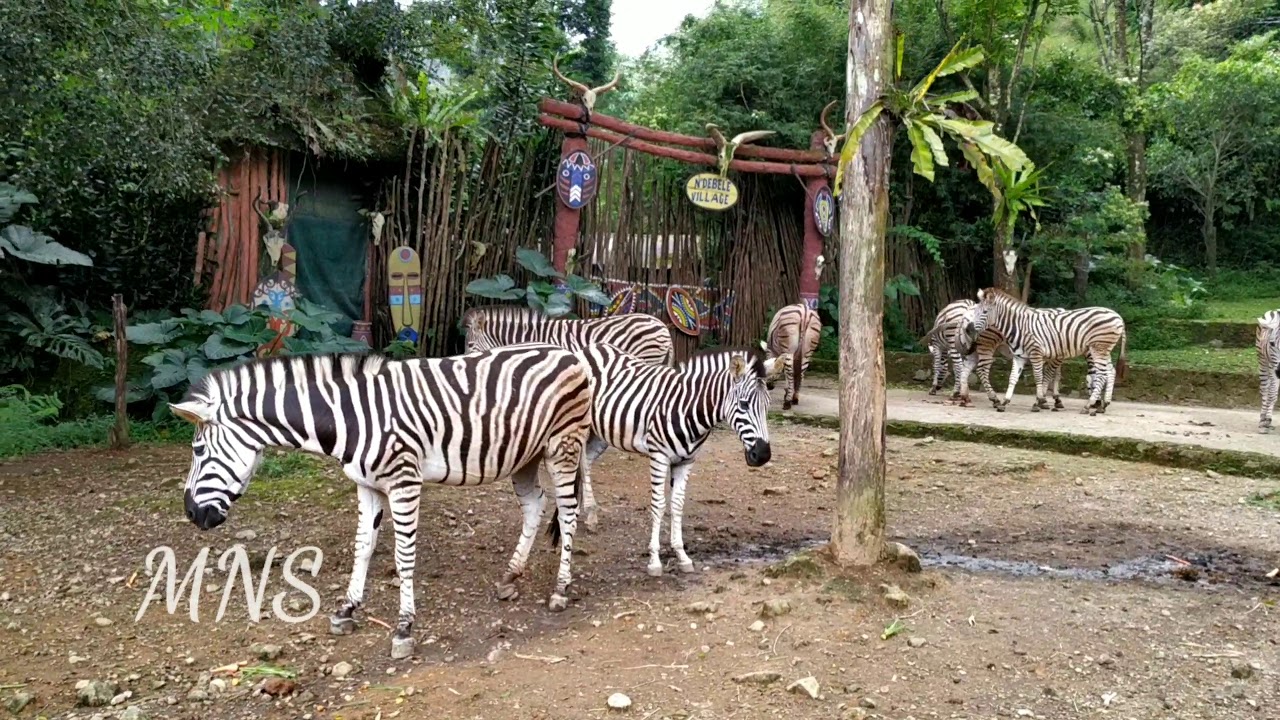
[788, 380, 1273, 455]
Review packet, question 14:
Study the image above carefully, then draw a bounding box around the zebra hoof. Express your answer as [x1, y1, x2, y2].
[1050, 406, 1060, 412]
[390, 635, 414, 660]
[329, 616, 356, 636]
[928, 388, 939, 396]
[994, 404, 1006, 413]
[1260, 426, 1273, 434]
[782, 401, 792, 411]
[547, 594, 568, 612]
[495, 583, 519, 601]
[1030, 404, 1040, 413]
[646, 563, 664, 578]
[677, 560, 695, 574]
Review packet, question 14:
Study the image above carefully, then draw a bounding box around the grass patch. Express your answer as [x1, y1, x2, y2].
[775, 413, 1280, 480]
[1129, 347, 1257, 374]
[1248, 490, 1280, 512]
[1203, 298, 1280, 322]
[247, 451, 351, 508]
[764, 551, 825, 580]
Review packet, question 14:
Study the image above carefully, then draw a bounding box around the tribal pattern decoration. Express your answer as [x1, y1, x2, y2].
[587, 277, 736, 333]
[557, 151, 598, 209]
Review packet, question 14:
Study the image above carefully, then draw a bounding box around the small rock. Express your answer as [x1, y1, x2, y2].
[251, 643, 283, 661]
[110, 690, 132, 706]
[912, 369, 931, 381]
[234, 529, 257, 541]
[860, 697, 877, 709]
[907, 636, 927, 648]
[879, 583, 910, 608]
[6, 691, 33, 714]
[185, 688, 207, 703]
[1231, 661, 1254, 680]
[119, 707, 147, 720]
[883, 542, 922, 573]
[843, 708, 870, 720]
[331, 661, 355, 679]
[207, 679, 227, 694]
[261, 678, 298, 697]
[733, 671, 781, 685]
[749, 620, 766, 632]
[93, 616, 113, 627]
[76, 680, 118, 707]
[686, 601, 720, 614]
[0, 592, 9, 602]
[758, 599, 791, 618]
[787, 676, 820, 699]
[606, 692, 631, 710]
[763, 486, 788, 496]
[1097, 654, 1115, 667]
[811, 468, 828, 479]
[1206, 469, 1222, 479]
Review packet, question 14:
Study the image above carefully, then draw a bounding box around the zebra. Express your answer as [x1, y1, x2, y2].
[462, 305, 674, 531]
[921, 299, 1013, 406]
[170, 346, 595, 659]
[1258, 310, 1280, 432]
[570, 342, 774, 576]
[965, 288, 1127, 414]
[764, 303, 822, 409]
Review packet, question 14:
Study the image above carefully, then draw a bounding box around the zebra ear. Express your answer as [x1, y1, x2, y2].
[729, 354, 747, 378]
[170, 400, 213, 425]
[1260, 315, 1280, 330]
[977, 289, 986, 301]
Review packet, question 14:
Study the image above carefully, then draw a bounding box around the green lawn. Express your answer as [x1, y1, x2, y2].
[1128, 347, 1257, 374]
[1202, 298, 1280, 322]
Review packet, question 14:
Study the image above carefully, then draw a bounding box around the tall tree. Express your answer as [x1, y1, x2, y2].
[558, 0, 614, 86]
[833, 0, 893, 566]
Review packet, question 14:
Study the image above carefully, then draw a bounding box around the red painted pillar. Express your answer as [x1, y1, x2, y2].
[551, 133, 589, 274]
[800, 130, 830, 311]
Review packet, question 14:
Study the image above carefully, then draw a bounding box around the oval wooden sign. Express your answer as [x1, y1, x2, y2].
[666, 287, 701, 336]
[685, 173, 738, 211]
[557, 150, 598, 209]
[605, 286, 636, 316]
[813, 186, 835, 237]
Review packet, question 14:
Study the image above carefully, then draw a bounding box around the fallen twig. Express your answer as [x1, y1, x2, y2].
[367, 616, 394, 632]
[1165, 554, 1192, 566]
[613, 610, 638, 620]
[621, 663, 689, 671]
[1192, 651, 1245, 659]
[513, 652, 567, 664]
[0, 684, 26, 690]
[771, 623, 794, 655]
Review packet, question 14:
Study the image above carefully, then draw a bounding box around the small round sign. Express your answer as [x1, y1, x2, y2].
[685, 173, 738, 211]
[813, 186, 835, 237]
[556, 150, 598, 209]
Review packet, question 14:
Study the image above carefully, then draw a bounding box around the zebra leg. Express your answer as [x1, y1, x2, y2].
[1030, 359, 1050, 411]
[974, 354, 998, 408]
[1000, 356, 1026, 412]
[496, 460, 545, 603]
[1049, 363, 1065, 410]
[581, 434, 609, 532]
[958, 352, 977, 406]
[1261, 371, 1278, 432]
[545, 442, 584, 611]
[1083, 360, 1108, 415]
[929, 346, 946, 395]
[387, 482, 424, 659]
[1101, 359, 1117, 412]
[668, 462, 696, 573]
[646, 456, 672, 577]
[330, 485, 384, 636]
[781, 358, 796, 410]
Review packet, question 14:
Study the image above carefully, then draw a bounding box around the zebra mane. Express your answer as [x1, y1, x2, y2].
[185, 352, 388, 404]
[464, 305, 565, 327]
[678, 345, 767, 378]
[978, 287, 1028, 309]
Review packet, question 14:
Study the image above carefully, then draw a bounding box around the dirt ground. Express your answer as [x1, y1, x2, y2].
[1, 424, 1278, 720]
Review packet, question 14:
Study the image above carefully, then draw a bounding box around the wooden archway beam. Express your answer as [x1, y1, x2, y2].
[539, 98, 831, 164]
[539, 115, 833, 177]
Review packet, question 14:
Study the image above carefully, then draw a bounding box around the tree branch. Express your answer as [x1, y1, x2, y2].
[1003, 0, 1043, 121]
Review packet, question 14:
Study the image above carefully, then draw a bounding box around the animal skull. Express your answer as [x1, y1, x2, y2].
[819, 101, 846, 157]
[706, 124, 776, 177]
[552, 53, 620, 115]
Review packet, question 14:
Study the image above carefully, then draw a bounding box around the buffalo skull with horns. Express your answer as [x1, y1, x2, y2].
[819, 100, 847, 158]
[705, 124, 776, 178]
[552, 53, 620, 120]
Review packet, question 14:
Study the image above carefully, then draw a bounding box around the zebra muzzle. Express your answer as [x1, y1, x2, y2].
[744, 440, 771, 467]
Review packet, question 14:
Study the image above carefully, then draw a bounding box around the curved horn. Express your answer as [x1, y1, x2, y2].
[552, 53, 589, 94]
[730, 130, 776, 146]
[820, 101, 845, 140]
[591, 68, 621, 95]
[253, 188, 271, 228]
[705, 124, 726, 148]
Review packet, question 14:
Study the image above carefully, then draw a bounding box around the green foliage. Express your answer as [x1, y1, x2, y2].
[465, 247, 609, 317]
[3, 292, 105, 372]
[115, 301, 368, 417]
[816, 276, 923, 352]
[0, 184, 92, 267]
[0, 385, 190, 458]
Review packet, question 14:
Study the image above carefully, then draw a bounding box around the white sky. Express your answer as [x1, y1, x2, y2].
[611, 0, 717, 57]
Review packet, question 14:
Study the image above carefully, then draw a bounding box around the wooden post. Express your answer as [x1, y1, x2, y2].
[833, 0, 892, 566]
[108, 294, 130, 450]
[800, 130, 830, 310]
[551, 132, 590, 274]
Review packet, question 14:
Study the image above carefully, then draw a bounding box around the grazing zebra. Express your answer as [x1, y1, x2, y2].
[765, 303, 822, 409]
[922, 299, 1012, 406]
[965, 288, 1127, 414]
[170, 347, 594, 659]
[943, 301, 1077, 411]
[571, 343, 774, 577]
[462, 305, 674, 531]
[1258, 310, 1280, 432]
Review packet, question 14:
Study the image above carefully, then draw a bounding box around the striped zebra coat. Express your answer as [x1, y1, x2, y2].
[462, 305, 674, 531]
[921, 299, 1013, 407]
[572, 343, 773, 576]
[940, 301, 1077, 411]
[967, 288, 1128, 414]
[765, 303, 822, 409]
[170, 347, 594, 659]
[1258, 310, 1280, 432]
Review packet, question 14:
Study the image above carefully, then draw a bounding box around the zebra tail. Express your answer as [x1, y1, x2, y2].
[1115, 330, 1129, 383]
[791, 346, 803, 398]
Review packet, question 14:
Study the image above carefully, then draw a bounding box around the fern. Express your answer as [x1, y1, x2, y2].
[889, 225, 946, 267]
[4, 293, 105, 369]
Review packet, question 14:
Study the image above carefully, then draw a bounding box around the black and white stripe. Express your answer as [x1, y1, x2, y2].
[966, 288, 1127, 414]
[171, 347, 594, 659]
[574, 343, 773, 576]
[765, 303, 822, 409]
[1258, 310, 1280, 432]
[922, 299, 1015, 406]
[463, 305, 674, 531]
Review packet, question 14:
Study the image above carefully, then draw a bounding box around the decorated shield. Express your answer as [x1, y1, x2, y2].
[605, 286, 636, 316]
[556, 150, 598, 209]
[666, 287, 700, 336]
[813, 186, 835, 237]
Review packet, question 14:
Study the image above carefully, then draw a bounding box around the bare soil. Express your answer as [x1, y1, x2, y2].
[1, 424, 1278, 720]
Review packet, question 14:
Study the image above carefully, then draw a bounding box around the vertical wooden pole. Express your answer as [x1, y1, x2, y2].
[800, 129, 830, 310]
[109, 294, 130, 450]
[833, 0, 892, 566]
[551, 132, 589, 274]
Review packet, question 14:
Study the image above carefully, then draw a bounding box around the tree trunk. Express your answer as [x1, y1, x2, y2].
[1021, 260, 1034, 302]
[992, 211, 1017, 293]
[1073, 249, 1090, 304]
[1125, 131, 1148, 262]
[108, 294, 130, 450]
[833, 0, 892, 567]
[1203, 208, 1218, 274]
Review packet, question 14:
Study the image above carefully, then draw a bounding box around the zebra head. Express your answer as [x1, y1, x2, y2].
[1258, 312, 1280, 358]
[462, 309, 500, 353]
[170, 391, 264, 531]
[723, 350, 773, 467]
